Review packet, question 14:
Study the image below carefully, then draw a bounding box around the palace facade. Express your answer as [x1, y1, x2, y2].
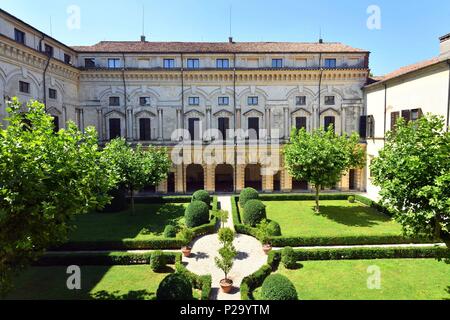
[0, 9, 370, 195]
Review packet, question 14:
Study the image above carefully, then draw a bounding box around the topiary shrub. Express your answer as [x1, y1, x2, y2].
[261, 274, 298, 300]
[163, 225, 177, 238]
[185, 201, 210, 228]
[243, 200, 267, 227]
[192, 190, 211, 206]
[281, 247, 297, 269]
[156, 273, 193, 300]
[348, 196, 356, 203]
[150, 250, 166, 272]
[267, 220, 281, 236]
[239, 188, 259, 207]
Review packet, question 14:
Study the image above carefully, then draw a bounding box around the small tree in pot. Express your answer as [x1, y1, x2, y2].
[215, 228, 237, 293]
[256, 220, 273, 254]
[177, 227, 194, 257]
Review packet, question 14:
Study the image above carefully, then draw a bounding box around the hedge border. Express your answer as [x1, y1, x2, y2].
[175, 262, 212, 300]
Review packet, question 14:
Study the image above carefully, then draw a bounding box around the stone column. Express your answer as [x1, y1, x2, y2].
[97, 109, 102, 140]
[284, 107, 289, 139]
[175, 164, 184, 193]
[80, 109, 85, 133]
[62, 106, 67, 129]
[236, 108, 242, 130]
[205, 107, 212, 141]
[341, 106, 346, 136]
[282, 169, 293, 192]
[158, 108, 163, 141]
[205, 164, 215, 193]
[236, 164, 246, 192]
[265, 107, 271, 141]
[126, 109, 133, 140]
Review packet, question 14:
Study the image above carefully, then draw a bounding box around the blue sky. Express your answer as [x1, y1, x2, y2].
[1, 0, 449, 75]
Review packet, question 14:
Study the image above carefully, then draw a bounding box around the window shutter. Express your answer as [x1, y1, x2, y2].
[401, 110, 411, 122]
[359, 115, 367, 139]
[296, 117, 307, 130]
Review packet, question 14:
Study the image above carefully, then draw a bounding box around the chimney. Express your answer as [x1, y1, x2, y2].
[141, 35, 146, 42]
[439, 33, 450, 58]
[229, 36, 234, 43]
[319, 38, 323, 44]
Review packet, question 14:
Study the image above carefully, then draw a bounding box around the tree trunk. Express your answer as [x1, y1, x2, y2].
[315, 185, 320, 213]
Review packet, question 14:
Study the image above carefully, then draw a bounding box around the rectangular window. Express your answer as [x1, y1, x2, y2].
[108, 58, 121, 69]
[248, 96, 259, 106]
[44, 44, 54, 57]
[49, 88, 57, 99]
[188, 118, 200, 140]
[187, 59, 200, 69]
[216, 59, 230, 69]
[140, 97, 151, 106]
[401, 110, 411, 122]
[248, 117, 260, 140]
[109, 97, 120, 106]
[367, 115, 375, 138]
[324, 96, 335, 105]
[391, 112, 400, 131]
[14, 28, 25, 44]
[52, 116, 60, 133]
[295, 117, 307, 130]
[139, 118, 151, 141]
[163, 59, 175, 69]
[296, 96, 306, 106]
[272, 59, 283, 68]
[85, 58, 96, 68]
[411, 109, 423, 122]
[189, 97, 200, 106]
[19, 81, 30, 94]
[324, 116, 336, 132]
[64, 53, 72, 64]
[218, 117, 229, 139]
[324, 58, 337, 68]
[218, 97, 230, 106]
[359, 115, 368, 139]
[109, 118, 121, 139]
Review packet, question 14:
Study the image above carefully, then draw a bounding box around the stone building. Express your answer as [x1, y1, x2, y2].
[0, 9, 369, 195]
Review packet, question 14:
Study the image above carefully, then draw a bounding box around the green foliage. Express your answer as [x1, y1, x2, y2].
[163, 225, 177, 238]
[284, 127, 365, 212]
[243, 200, 267, 227]
[214, 244, 237, 280]
[0, 98, 117, 296]
[370, 115, 450, 241]
[348, 196, 356, 203]
[213, 210, 229, 228]
[240, 264, 273, 300]
[192, 190, 211, 206]
[150, 251, 166, 272]
[156, 273, 193, 300]
[218, 228, 235, 246]
[255, 219, 272, 244]
[266, 220, 282, 236]
[175, 263, 212, 300]
[281, 247, 297, 269]
[184, 201, 210, 228]
[239, 188, 259, 206]
[261, 274, 298, 300]
[177, 227, 195, 246]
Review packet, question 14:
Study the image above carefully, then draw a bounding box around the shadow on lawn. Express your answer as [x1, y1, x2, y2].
[91, 290, 156, 300]
[317, 206, 391, 228]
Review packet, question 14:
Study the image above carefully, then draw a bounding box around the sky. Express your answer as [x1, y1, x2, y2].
[1, 0, 449, 75]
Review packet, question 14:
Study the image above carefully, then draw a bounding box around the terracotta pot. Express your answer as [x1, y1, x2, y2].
[181, 246, 192, 257]
[220, 279, 233, 294]
[263, 244, 272, 255]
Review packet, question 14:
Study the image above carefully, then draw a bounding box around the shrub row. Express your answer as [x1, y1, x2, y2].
[133, 196, 193, 204]
[175, 262, 212, 300]
[354, 195, 392, 216]
[258, 193, 353, 202]
[35, 251, 182, 266]
[190, 217, 218, 238]
[231, 196, 260, 237]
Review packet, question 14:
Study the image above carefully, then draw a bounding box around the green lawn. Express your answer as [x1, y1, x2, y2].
[4, 265, 174, 300]
[69, 203, 188, 241]
[254, 259, 450, 300]
[262, 200, 403, 237]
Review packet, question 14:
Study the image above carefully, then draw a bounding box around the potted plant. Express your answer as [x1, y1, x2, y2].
[257, 220, 273, 255]
[178, 227, 194, 257]
[215, 244, 237, 294]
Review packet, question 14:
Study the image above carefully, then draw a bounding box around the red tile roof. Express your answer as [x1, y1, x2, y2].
[72, 41, 368, 54]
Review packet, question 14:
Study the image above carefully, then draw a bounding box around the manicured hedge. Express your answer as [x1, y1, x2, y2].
[243, 200, 267, 227]
[258, 193, 353, 201]
[355, 195, 392, 216]
[35, 251, 182, 266]
[261, 274, 298, 300]
[133, 196, 193, 204]
[239, 188, 259, 206]
[192, 190, 211, 206]
[240, 264, 273, 300]
[157, 273, 193, 300]
[175, 262, 212, 300]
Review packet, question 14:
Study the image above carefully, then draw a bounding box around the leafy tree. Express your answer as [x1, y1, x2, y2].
[0, 98, 117, 296]
[370, 115, 450, 242]
[102, 138, 171, 214]
[284, 126, 365, 212]
[213, 209, 229, 229]
[215, 244, 237, 281]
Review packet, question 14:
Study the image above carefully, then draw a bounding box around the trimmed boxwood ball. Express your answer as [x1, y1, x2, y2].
[281, 247, 297, 269]
[267, 220, 282, 236]
[348, 196, 356, 203]
[243, 200, 267, 227]
[261, 274, 298, 300]
[163, 225, 177, 238]
[192, 190, 211, 206]
[185, 201, 210, 228]
[150, 250, 166, 272]
[156, 273, 193, 300]
[239, 188, 259, 207]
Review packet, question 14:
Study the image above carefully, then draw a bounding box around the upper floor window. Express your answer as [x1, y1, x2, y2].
[324, 116, 336, 132]
[218, 97, 230, 106]
[85, 58, 96, 68]
[324, 58, 337, 68]
[164, 59, 175, 69]
[272, 59, 283, 68]
[296, 96, 306, 106]
[411, 108, 423, 122]
[14, 28, 25, 44]
[295, 117, 307, 130]
[187, 59, 200, 69]
[140, 97, 151, 106]
[19, 81, 30, 94]
[109, 96, 120, 106]
[189, 97, 200, 106]
[216, 59, 230, 69]
[49, 88, 57, 99]
[248, 96, 259, 106]
[44, 44, 54, 57]
[108, 58, 121, 69]
[64, 53, 72, 65]
[324, 96, 335, 105]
